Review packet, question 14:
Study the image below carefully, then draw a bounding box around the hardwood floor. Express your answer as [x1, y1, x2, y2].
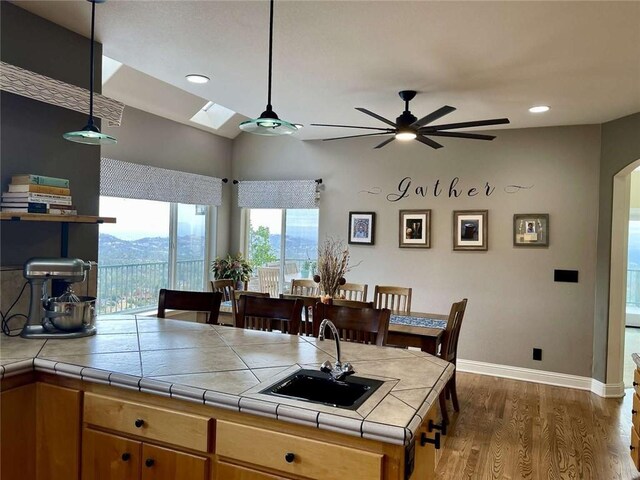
[435, 373, 639, 480]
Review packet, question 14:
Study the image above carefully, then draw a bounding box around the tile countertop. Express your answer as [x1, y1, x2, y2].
[0, 315, 454, 446]
[633, 352, 640, 368]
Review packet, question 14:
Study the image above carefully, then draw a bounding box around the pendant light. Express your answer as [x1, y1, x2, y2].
[64, 0, 117, 145]
[239, 0, 297, 136]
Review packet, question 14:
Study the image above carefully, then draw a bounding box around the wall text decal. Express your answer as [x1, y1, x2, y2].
[360, 177, 535, 202]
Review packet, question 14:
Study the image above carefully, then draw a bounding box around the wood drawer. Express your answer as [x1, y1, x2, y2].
[216, 421, 383, 480]
[632, 427, 639, 471]
[84, 393, 211, 452]
[634, 393, 640, 435]
[217, 461, 290, 480]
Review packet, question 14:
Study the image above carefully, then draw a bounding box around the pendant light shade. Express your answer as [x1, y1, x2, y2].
[239, 0, 297, 136]
[64, 0, 117, 145]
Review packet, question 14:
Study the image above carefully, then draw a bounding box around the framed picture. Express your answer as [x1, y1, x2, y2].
[348, 212, 376, 245]
[399, 209, 431, 248]
[453, 210, 488, 251]
[513, 213, 549, 247]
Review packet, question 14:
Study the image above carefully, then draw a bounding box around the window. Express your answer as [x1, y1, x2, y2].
[97, 196, 212, 314]
[245, 208, 319, 295]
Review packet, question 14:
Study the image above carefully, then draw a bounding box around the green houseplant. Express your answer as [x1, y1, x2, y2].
[211, 253, 253, 289]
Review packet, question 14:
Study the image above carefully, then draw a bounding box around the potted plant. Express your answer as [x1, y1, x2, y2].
[301, 259, 312, 278]
[211, 253, 253, 290]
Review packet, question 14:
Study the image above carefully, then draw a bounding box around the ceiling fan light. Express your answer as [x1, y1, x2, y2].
[63, 127, 117, 145]
[396, 131, 417, 141]
[239, 117, 298, 136]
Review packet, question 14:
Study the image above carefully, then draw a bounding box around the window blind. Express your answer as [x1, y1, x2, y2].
[237, 180, 319, 209]
[100, 157, 223, 206]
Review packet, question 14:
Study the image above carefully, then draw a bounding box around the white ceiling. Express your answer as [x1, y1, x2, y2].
[13, 1, 640, 141]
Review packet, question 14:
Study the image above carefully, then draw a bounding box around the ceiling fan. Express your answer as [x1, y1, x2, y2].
[311, 90, 510, 149]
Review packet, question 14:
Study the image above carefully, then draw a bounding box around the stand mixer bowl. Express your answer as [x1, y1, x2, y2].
[45, 296, 96, 331]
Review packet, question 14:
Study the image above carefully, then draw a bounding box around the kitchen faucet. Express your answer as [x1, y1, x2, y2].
[318, 318, 355, 381]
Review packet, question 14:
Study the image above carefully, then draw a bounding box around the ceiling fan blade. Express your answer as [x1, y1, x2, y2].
[355, 108, 398, 128]
[415, 135, 444, 149]
[374, 137, 395, 149]
[321, 132, 394, 141]
[412, 105, 456, 128]
[428, 118, 510, 131]
[425, 131, 496, 141]
[311, 123, 395, 132]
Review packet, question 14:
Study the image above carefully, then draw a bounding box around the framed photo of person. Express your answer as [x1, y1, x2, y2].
[348, 212, 376, 245]
[453, 210, 488, 251]
[399, 209, 431, 248]
[513, 213, 549, 247]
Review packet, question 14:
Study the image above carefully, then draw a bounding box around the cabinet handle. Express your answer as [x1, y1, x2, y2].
[145, 458, 155, 468]
[631, 445, 636, 451]
[135, 419, 145, 428]
[633, 409, 638, 415]
[428, 418, 447, 436]
[121, 453, 130, 462]
[285, 452, 295, 463]
[420, 431, 441, 450]
[633, 382, 639, 387]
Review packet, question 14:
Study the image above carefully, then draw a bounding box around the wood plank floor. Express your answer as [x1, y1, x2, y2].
[435, 373, 639, 480]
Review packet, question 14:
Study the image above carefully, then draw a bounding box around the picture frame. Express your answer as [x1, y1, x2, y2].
[513, 213, 549, 247]
[399, 209, 431, 248]
[348, 212, 376, 245]
[453, 210, 488, 251]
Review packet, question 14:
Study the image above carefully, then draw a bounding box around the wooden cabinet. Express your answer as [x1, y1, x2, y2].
[632, 366, 640, 470]
[82, 393, 210, 480]
[0, 382, 81, 480]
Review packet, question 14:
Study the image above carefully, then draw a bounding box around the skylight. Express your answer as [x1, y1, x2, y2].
[190, 101, 236, 130]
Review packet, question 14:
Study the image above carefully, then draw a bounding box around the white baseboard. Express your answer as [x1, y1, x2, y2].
[456, 359, 625, 398]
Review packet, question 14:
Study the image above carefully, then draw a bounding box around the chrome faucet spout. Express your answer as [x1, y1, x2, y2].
[318, 318, 354, 381]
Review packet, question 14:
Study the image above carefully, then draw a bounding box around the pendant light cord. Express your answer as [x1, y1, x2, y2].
[266, 0, 274, 111]
[88, 0, 96, 125]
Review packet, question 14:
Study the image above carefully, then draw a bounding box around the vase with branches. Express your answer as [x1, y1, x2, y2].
[313, 238, 354, 301]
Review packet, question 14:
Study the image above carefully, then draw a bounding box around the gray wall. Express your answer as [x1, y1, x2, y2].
[593, 112, 640, 382]
[103, 106, 233, 256]
[231, 125, 601, 378]
[1, 2, 102, 265]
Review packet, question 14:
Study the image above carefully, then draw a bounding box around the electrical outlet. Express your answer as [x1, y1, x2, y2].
[533, 348, 542, 361]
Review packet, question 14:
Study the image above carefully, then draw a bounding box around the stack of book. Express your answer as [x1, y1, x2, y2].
[1, 174, 77, 215]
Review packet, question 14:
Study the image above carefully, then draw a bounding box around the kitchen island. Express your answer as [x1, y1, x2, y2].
[0, 315, 453, 480]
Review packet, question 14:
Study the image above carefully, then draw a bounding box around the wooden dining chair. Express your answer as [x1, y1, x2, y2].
[373, 285, 412, 314]
[231, 290, 270, 326]
[290, 278, 319, 297]
[313, 303, 390, 346]
[280, 294, 317, 336]
[210, 279, 235, 302]
[330, 298, 374, 309]
[258, 267, 280, 297]
[438, 298, 468, 425]
[237, 295, 303, 335]
[337, 283, 368, 301]
[157, 289, 223, 324]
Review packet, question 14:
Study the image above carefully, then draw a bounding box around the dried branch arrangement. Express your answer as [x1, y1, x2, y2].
[313, 237, 352, 298]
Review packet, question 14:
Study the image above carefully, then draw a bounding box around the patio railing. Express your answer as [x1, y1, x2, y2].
[628, 268, 640, 307]
[97, 260, 204, 314]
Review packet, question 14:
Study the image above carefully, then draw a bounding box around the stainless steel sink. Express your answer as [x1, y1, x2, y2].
[261, 369, 383, 410]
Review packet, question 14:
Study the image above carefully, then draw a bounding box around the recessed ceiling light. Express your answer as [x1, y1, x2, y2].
[186, 74, 210, 84]
[529, 105, 550, 113]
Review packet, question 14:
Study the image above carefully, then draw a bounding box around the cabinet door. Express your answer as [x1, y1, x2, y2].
[82, 429, 141, 480]
[141, 443, 208, 480]
[410, 404, 440, 480]
[0, 384, 36, 480]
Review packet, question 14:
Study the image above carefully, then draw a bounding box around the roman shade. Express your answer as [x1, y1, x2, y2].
[237, 180, 319, 209]
[100, 157, 223, 206]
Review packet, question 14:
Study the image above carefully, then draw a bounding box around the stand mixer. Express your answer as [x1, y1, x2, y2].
[22, 257, 97, 339]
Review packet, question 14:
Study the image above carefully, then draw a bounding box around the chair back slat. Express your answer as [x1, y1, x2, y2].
[337, 283, 368, 301]
[373, 285, 412, 314]
[290, 279, 320, 297]
[237, 296, 303, 335]
[258, 267, 280, 297]
[312, 303, 390, 346]
[280, 294, 317, 336]
[211, 279, 234, 302]
[231, 291, 270, 326]
[330, 299, 374, 309]
[441, 298, 468, 365]
[157, 289, 222, 324]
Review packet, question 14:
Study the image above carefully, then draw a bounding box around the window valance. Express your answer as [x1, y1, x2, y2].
[100, 157, 223, 206]
[237, 180, 320, 209]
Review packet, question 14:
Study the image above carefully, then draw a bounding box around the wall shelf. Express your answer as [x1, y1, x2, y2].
[0, 213, 116, 224]
[1, 213, 116, 257]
